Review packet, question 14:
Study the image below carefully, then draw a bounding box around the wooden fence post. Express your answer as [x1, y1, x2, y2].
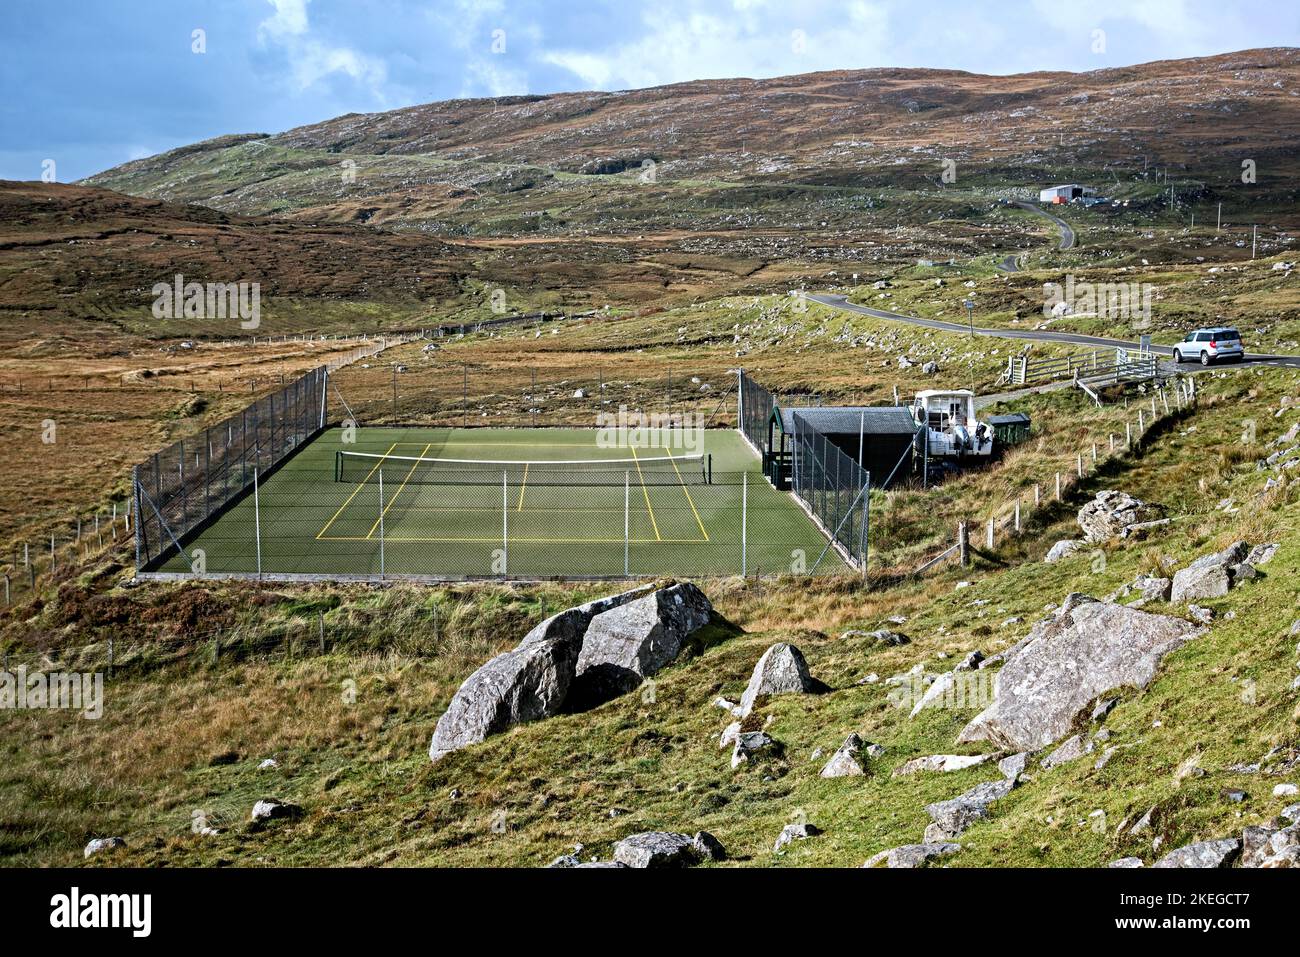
[1014, 499, 1021, 532]
[1034, 484, 1041, 507]
[1055, 472, 1062, 500]
[107, 639, 114, 679]
[1126, 422, 1132, 447]
[986, 518, 995, 550]
[318, 612, 326, 654]
[1077, 453, 1083, 477]
[958, 521, 969, 567]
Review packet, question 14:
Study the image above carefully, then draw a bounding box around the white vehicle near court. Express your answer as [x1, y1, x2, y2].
[911, 389, 994, 460]
[1172, 326, 1245, 365]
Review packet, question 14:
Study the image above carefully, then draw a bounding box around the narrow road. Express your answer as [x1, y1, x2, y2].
[807, 294, 1300, 369]
[995, 200, 1075, 272]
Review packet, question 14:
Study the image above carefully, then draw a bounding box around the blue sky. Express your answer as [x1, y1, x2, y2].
[2, 0, 1295, 182]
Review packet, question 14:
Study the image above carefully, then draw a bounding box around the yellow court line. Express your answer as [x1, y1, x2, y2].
[366, 443, 432, 539]
[629, 445, 661, 542]
[666, 448, 710, 541]
[316, 442, 398, 540]
[516, 463, 529, 512]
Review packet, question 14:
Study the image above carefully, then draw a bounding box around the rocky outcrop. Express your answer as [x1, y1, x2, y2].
[1077, 490, 1163, 542]
[863, 842, 961, 868]
[612, 831, 697, 868]
[570, 583, 713, 707]
[738, 642, 815, 717]
[1152, 838, 1241, 868]
[924, 778, 1016, 841]
[1171, 541, 1275, 603]
[819, 733, 869, 778]
[959, 596, 1203, 751]
[1241, 822, 1300, 867]
[430, 583, 712, 761]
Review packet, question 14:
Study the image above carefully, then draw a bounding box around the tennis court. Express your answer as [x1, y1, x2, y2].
[158, 427, 852, 579]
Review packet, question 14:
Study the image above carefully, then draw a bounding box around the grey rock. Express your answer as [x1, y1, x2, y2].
[1281, 803, 1300, 823]
[547, 854, 581, 868]
[895, 753, 997, 776]
[1130, 576, 1172, 604]
[997, 752, 1034, 779]
[731, 731, 776, 769]
[571, 583, 712, 706]
[83, 837, 126, 859]
[738, 642, 815, 717]
[1245, 542, 1278, 566]
[1241, 823, 1300, 867]
[1077, 490, 1163, 542]
[429, 585, 654, 760]
[1130, 807, 1156, 835]
[773, 822, 821, 852]
[1045, 539, 1085, 563]
[1041, 734, 1093, 769]
[866, 629, 911, 646]
[1092, 698, 1118, 721]
[251, 798, 303, 822]
[1108, 857, 1145, 868]
[1171, 565, 1231, 602]
[959, 599, 1203, 751]
[1187, 604, 1215, 624]
[1152, 838, 1241, 869]
[1094, 746, 1120, 770]
[864, 842, 961, 868]
[692, 831, 727, 861]
[613, 831, 698, 868]
[820, 733, 868, 778]
[924, 778, 1016, 840]
[719, 721, 741, 749]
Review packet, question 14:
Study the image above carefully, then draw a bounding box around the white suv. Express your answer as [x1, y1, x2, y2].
[1172, 327, 1245, 365]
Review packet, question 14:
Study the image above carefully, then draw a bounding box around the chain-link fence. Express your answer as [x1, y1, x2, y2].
[789, 412, 871, 571]
[738, 368, 774, 457]
[135, 367, 327, 570]
[329, 359, 738, 430]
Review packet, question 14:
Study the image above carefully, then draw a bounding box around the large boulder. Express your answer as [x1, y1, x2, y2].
[429, 585, 656, 761]
[1077, 490, 1163, 542]
[1171, 542, 1258, 602]
[612, 831, 697, 868]
[1241, 822, 1300, 868]
[570, 582, 712, 707]
[738, 642, 815, 717]
[1152, 838, 1241, 869]
[959, 597, 1203, 751]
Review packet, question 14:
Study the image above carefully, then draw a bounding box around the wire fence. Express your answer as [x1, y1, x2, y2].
[134, 366, 328, 570]
[144, 458, 852, 581]
[329, 358, 738, 430]
[789, 412, 871, 572]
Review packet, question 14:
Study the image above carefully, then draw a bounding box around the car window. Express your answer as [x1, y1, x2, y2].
[1218, 330, 1240, 341]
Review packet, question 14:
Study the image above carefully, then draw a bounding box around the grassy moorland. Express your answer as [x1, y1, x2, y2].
[0, 363, 1295, 867]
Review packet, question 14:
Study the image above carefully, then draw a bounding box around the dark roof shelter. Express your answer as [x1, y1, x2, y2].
[769, 405, 918, 490]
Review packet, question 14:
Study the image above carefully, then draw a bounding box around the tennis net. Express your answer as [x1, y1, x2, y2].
[334, 450, 712, 486]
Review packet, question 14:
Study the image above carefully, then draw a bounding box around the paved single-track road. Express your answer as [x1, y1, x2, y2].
[807, 294, 1300, 370]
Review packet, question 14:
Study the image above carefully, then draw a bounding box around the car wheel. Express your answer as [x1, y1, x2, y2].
[1173, 349, 1183, 363]
[1200, 351, 1211, 366]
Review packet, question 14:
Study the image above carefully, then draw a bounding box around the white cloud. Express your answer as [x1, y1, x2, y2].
[539, 1, 893, 91]
[257, 0, 389, 101]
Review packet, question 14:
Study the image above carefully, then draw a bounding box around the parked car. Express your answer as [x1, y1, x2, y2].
[1172, 327, 1245, 365]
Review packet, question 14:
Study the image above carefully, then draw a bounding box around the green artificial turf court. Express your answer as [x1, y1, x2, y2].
[160, 427, 851, 579]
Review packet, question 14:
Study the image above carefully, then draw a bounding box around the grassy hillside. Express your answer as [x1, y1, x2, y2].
[3, 364, 1296, 867]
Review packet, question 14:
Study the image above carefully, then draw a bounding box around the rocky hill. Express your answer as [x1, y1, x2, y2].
[82, 49, 1300, 233]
